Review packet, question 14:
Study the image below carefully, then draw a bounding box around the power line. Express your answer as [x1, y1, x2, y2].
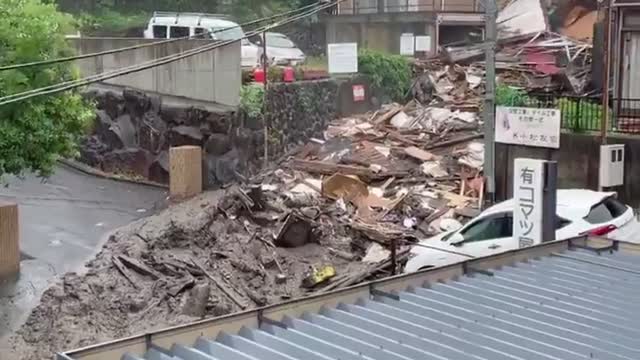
[0, 1, 322, 72]
[0, 1, 339, 106]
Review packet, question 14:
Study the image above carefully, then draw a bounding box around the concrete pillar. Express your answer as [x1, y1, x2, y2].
[170, 146, 203, 199]
[326, 21, 338, 45]
[0, 202, 19, 282]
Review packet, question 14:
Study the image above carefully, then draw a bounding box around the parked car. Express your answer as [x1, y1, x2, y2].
[254, 32, 306, 66]
[142, 12, 260, 68]
[404, 189, 640, 273]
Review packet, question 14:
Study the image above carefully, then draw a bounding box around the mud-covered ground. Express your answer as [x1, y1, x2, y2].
[9, 188, 368, 360]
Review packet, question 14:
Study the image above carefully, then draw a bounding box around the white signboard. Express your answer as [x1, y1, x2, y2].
[400, 33, 415, 56]
[513, 158, 545, 248]
[328, 43, 358, 74]
[415, 35, 432, 52]
[495, 106, 561, 149]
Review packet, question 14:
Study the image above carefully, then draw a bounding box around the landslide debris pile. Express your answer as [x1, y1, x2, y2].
[11, 100, 486, 359]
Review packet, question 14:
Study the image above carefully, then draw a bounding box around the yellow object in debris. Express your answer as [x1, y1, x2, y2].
[302, 265, 336, 288]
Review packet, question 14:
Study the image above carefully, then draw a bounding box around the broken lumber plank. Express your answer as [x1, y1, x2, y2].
[167, 276, 195, 297]
[191, 259, 248, 309]
[118, 255, 162, 280]
[289, 159, 408, 180]
[404, 146, 436, 161]
[374, 106, 402, 125]
[112, 256, 139, 289]
[426, 133, 483, 150]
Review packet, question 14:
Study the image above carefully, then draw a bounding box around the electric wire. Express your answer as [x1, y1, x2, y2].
[0, 1, 339, 106]
[0, 1, 323, 71]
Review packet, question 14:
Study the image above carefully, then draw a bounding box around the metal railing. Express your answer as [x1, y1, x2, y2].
[612, 98, 640, 133]
[501, 94, 640, 134]
[336, 0, 480, 14]
[523, 94, 605, 133]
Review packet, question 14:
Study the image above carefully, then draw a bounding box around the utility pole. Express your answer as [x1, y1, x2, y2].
[262, 31, 269, 168]
[483, 0, 498, 205]
[600, 0, 612, 145]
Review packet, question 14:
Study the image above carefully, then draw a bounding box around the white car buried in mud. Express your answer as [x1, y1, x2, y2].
[404, 189, 640, 273]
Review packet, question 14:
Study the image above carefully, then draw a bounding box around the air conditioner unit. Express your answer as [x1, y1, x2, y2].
[599, 144, 625, 188]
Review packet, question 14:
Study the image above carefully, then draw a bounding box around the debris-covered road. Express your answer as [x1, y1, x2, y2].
[9, 102, 487, 359]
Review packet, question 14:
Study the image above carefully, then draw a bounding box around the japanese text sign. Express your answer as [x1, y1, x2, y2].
[513, 158, 545, 248]
[328, 43, 358, 74]
[352, 85, 365, 102]
[496, 106, 561, 149]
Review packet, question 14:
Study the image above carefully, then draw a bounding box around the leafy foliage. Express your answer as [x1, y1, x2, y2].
[54, 0, 314, 34]
[239, 84, 265, 119]
[358, 49, 411, 102]
[0, 0, 94, 176]
[495, 85, 530, 107]
[495, 85, 605, 132]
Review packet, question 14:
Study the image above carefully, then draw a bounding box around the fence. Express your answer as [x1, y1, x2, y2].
[499, 93, 640, 135]
[336, 0, 480, 14]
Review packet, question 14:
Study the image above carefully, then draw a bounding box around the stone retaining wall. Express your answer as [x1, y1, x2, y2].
[80, 77, 371, 187]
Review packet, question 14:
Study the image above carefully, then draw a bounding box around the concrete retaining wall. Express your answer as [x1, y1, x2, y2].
[70, 38, 241, 107]
[495, 132, 640, 207]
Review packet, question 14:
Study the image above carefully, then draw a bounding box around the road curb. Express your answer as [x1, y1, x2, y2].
[58, 159, 169, 190]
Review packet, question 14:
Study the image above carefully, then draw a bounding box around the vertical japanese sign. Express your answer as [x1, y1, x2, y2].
[514, 158, 545, 248]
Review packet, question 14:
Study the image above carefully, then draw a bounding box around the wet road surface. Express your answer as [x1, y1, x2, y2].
[0, 163, 167, 347]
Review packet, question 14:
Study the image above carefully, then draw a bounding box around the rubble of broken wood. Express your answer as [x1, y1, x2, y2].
[427, 18, 594, 97]
[13, 87, 488, 360]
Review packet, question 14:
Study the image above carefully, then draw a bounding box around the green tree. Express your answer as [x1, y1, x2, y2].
[0, 0, 94, 176]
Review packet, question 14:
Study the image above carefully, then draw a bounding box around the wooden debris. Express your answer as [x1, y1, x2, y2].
[426, 133, 483, 150]
[167, 276, 195, 297]
[289, 159, 409, 180]
[191, 259, 248, 309]
[455, 207, 482, 218]
[404, 146, 436, 161]
[118, 255, 162, 280]
[350, 221, 408, 244]
[321, 250, 410, 292]
[328, 247, 357, 261]
[374, 106, 402, 125]
[112, 256, 139, 289]
[275, 213, 313, 248]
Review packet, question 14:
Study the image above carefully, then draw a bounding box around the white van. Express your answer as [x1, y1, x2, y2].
[143, 12, 260, 68]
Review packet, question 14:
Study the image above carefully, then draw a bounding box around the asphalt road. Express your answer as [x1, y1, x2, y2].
[0, 163, 167, 346]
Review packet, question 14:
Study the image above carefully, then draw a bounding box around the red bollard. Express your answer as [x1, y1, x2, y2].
[253, 67, 265, 83]
[283, 66, 295, 83]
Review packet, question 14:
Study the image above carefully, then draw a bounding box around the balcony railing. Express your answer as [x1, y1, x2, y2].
[336, 0, 482, 14]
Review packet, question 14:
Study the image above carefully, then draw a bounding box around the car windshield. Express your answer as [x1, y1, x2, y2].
[266, 34, 295, 48]
[584, 196, 628, 224]
[211, 26, 245, 41]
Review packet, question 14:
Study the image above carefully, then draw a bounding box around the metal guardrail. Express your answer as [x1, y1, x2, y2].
[58, 236, 640, 360]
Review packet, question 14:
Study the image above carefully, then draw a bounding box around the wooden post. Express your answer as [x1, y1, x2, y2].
[0, 202, 19, 281]
[169, 146, 203, 200]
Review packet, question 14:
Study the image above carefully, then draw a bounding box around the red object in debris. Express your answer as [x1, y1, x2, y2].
[352, 85, 365, 102]
[586, 224, 617, 237]
[283, 66, 295, 82]
[525, 52, 561, 75]
[254, 67, 265, 83]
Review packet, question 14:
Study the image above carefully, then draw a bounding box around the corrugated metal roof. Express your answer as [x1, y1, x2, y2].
[113, 248, 640, 360]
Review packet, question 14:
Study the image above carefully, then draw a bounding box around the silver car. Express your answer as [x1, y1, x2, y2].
[255, 32, 306, 66]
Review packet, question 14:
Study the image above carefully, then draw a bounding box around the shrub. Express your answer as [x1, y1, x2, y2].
[0, 0, 94, 176]
[239, 84, 265, 119]
[358, 49, 411, 102]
